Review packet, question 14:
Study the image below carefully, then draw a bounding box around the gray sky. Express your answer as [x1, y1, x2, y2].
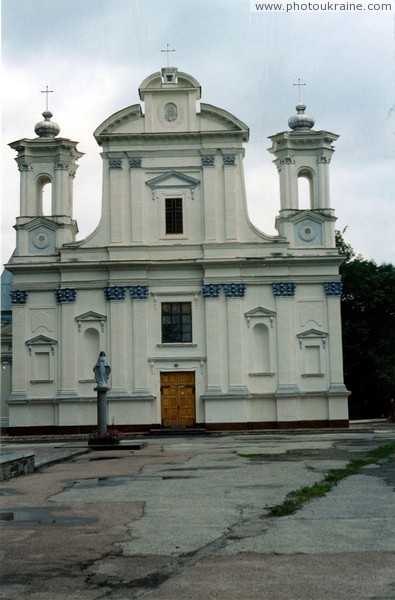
[2, 0, 394, 264]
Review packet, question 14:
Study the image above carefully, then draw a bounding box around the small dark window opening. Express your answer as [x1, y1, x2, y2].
[165, 198, 183, 234]
[162, 302, 192, 343]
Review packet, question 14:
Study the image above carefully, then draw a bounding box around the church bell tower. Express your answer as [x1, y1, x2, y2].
[9, 101, 83, 257]
[269, 102, 339, 250]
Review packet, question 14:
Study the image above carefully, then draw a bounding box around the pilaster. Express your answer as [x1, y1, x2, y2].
[273, 283, 300, 396]
[108, 157, 124, 243]
[202, 284, 222, 394]
[9, 297, 28, 402]
[223, 154, 237, 240]
[324, 282, 348, 393]
[55, 289, 77, 399]
[129, 158, 144, 242]
[105, 287, 128, 397]
[130, 286, 153, 398]
[224, 283, 248, 394]
[201, 153, 217, 241]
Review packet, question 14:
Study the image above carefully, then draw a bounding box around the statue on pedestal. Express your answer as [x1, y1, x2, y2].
[93, 351, 111, 389]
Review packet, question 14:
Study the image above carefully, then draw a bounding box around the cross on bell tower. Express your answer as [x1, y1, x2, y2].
[293, 78, 306, 103]
[41, 85, 54, 111]
[161, 44, 175, 68]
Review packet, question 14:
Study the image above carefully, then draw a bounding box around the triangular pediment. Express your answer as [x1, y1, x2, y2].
[297, 329, 328, 339]
[289, 211, 329, 225]
[245, 307, 276, 318]
[75, 311, 107, 322]
[26, 335, 57, 346]
[24, 217, 57, 232]
[146, 171, 200, 189]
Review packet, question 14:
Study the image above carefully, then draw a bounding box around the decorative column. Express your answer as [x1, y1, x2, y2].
[223, 154, 237, 240]
[224, 283, 248, 394]
[277, 156, 297, 210]
[104, 286, 128, 397]
[9, 291, 29, 403]
[272, 282, 299, 396]
[202, 284, 222, 394]
[54, 161, 70, 215]
[201, 154, 217, 241]
[316, 155, 331, 209]
[55, 288, 78, 399]
[130, 286, 153, 398]
[16, 159, 35, 216]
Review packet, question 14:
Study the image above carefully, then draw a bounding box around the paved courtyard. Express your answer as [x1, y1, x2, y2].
[1, 426, 394, 599]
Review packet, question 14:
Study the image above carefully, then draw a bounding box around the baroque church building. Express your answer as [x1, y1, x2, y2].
[6, 66, 349, 434]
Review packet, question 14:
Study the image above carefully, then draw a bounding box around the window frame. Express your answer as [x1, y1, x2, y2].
[165, 197, 183, 235]
[161, 301, 192, 344]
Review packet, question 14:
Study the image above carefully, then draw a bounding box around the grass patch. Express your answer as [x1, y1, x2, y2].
[269, 441, 395, 517]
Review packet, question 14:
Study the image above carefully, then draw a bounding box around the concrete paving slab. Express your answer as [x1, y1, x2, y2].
[0, 429, 394, 599]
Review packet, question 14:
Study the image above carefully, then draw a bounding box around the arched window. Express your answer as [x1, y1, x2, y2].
[36, 175, 52, 216]
[297, 169, 313, 209]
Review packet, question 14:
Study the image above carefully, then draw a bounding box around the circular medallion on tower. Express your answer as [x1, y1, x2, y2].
[298, 222, 318, 242]
[33, 231, 50, 249]
[288, 104, 315, 131]
[34, 111, 60, 138]
[164, 102, 178, 122]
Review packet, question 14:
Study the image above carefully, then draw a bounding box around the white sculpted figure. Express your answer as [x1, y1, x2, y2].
[93, 351, 111, 388]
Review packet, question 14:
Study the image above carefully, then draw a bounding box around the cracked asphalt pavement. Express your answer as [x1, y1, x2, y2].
[1, 426, 395, 599]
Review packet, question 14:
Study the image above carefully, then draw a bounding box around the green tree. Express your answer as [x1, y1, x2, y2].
[337, 229, 395, 418]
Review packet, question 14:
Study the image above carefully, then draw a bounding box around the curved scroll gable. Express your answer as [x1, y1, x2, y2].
[94, 104, 143, 142]
[200, 103, 249, 141]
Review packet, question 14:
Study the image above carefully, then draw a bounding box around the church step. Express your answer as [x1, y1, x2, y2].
[147, 427, 210, 436]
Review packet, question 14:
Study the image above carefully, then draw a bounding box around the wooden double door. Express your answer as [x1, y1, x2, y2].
[160, 372, 196, 428]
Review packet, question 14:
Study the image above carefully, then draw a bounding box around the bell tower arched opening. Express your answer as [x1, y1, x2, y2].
[37, 175, 52, 216]
[297, 169, 313, 209]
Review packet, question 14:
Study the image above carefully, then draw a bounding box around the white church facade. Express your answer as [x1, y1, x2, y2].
[5, 66, 349, 434]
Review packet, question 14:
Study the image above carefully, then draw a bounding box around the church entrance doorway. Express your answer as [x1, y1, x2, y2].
[160, 372, 196, 427]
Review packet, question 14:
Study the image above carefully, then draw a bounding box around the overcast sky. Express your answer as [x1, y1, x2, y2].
[1, 0, 394, 265]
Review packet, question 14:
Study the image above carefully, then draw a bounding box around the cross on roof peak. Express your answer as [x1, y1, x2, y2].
[161, 44, 175, 68]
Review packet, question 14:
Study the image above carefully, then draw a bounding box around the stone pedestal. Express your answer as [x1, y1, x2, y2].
[95, 386, 109, 436]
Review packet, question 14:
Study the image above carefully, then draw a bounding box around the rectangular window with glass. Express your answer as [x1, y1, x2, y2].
[165, 197, 183, 234]
[161, 302, 192, 343]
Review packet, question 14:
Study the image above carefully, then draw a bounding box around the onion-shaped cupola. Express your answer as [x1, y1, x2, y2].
[34, 110, 60, 138]
[288, 104, 315, 131]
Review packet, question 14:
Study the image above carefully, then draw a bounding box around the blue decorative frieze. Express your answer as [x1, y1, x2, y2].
[130, 285, 149, 300]
[223, 283, 246, 298]
[10, 290, 28, 305]
[202, 284, 221, 298]
[104, 286, 126, 301]
[55, 288, 77, 303]
[272, 282, 296, 297]
[129, 157, 142, 168]
[223, 154, 236, 166]
[201, 155, 215, 167]
[109, 158, 122, 169]
[324, 282, 343, 296]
